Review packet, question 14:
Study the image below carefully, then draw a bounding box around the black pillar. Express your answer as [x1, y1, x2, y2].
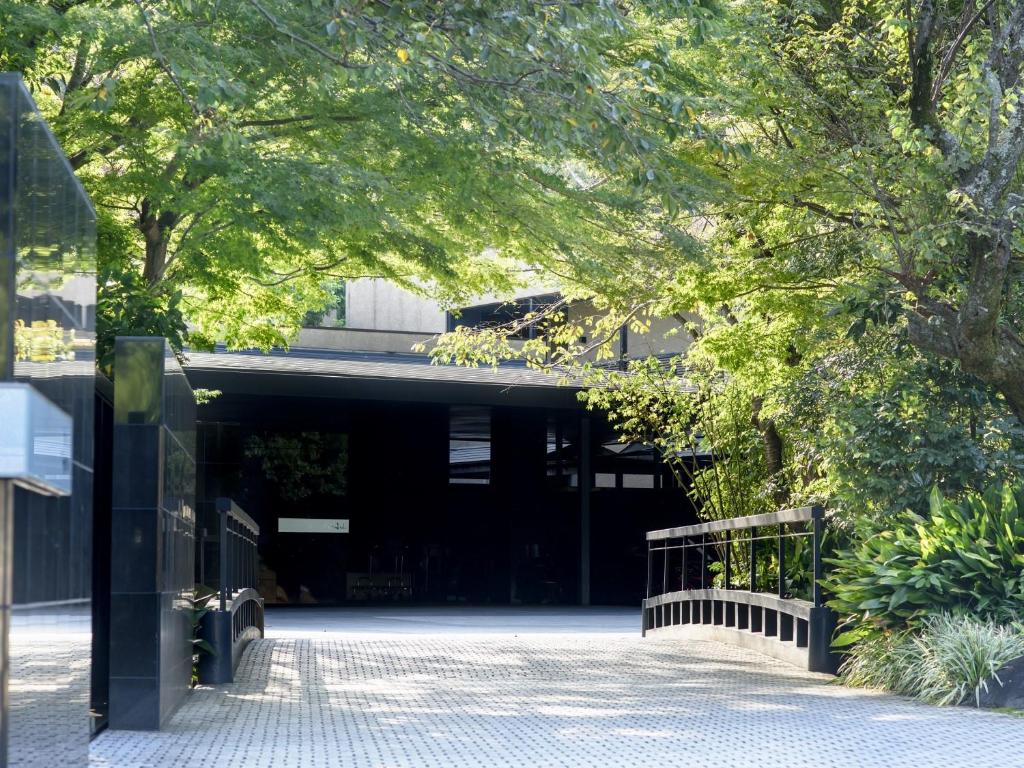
[109, 338, 196, 730]
[579, 415, 592, 606]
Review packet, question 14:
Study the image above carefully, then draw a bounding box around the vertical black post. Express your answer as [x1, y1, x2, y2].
[724, 531, 731, 590]
[555, 420, 563, 482]
[0, 481, 13, 767]
[198, 527, 206, 587]
[700, 533, 706, 589]
[777, 523, 786, 599]
[219, 505, 228, 612]
[680, 538, 687, 591]
[618, 325, 628, 371]
[749, 530, 756, 592]
[579, 415, 591, 606]
[662, 543, 668, 594]
[645, 540, 652, 599]
[812, 508, 824, 607]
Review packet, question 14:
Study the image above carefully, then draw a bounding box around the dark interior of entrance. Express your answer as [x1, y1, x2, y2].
[196, 395, 697, 606]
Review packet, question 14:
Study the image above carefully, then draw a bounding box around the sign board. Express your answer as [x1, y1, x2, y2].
[278, 517, 349, 534]
[0, 384, 73, 496]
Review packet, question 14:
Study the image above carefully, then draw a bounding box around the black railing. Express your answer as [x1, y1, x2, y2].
[198, 498, 264, 684]
[642, 507, 838, 673]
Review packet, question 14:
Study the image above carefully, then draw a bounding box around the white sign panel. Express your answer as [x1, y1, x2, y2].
[278, 517, 350, 534]
[0, 384, 73, 496]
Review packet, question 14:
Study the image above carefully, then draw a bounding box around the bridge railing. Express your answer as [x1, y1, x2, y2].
[642, 507, 838, 673]
[198, 498, 264, 684]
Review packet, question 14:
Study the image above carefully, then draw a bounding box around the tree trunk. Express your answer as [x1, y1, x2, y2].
[138, 199, 178, 286]
[751, 396, 788, 506]
[907, 225, 1024, 425]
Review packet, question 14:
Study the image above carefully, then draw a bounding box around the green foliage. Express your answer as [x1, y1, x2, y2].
[430, 0, 1024, 528]
[96, 263, 188, 377]
[826, 484, 1024, 631]
[245, 432, 347, 502]
[185, 587, 217, 687]
[783, 336, 1024, 520]
[1, 0, 717, 354]
[840, 614, 1024, 708]
[578, 356, 777, 521]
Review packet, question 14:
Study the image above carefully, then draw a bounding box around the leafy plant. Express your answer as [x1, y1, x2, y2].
[826, 484, 1024, 634]
[186, 587, 218, 688]
[840, 613, 1024, 707]
[245, 432, 347, 502]
[14, 319, 75, 363]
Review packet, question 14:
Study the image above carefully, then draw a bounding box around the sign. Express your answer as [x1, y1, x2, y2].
[0, 384, 73, 496]
[278, 517, 350, 534]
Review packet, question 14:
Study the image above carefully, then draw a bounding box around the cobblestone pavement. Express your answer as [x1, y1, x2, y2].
[91, 608, 1024, 768]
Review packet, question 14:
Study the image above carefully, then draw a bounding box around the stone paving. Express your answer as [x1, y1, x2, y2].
[90, 608, 1024, 768]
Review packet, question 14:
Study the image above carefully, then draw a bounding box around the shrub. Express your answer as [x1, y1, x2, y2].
[826, 483, 1024, 631]
[839, 613, 1024, 706]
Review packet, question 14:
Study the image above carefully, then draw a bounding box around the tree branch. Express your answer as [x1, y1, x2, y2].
[132, 0, 199, 116]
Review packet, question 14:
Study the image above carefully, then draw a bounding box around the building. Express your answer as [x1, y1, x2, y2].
[0, 72, 97, 765]
[0, 74, 703, 760]
[187, 278, 699, 609]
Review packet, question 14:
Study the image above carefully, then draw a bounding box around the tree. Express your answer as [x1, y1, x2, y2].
[430, 0, 1024, 519]
[699, 0, 1024, 422]
[0, 0, 715, 353]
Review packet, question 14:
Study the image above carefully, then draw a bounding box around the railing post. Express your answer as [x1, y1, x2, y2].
[749, 529, 756, 592]
[645, 540, 651, 599]
[812, 507, 824, 607]
[218, 503, 228, 612]
[777, 523, 786, 599]
[700, 533, 706, 589]
[662, 541, 668, 595]
[724, 531, 731, 590]
[680, 538, 687, 591]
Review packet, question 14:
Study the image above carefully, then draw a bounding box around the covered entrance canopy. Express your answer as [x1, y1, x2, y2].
[185, 349, 696, 607]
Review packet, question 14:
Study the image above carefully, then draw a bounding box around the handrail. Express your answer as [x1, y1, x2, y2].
[216, 497, 259, 534]
[216, 497, 260, 612]
[642, 506, 837, 673]
[198, 498, 264, 684]
[647, 506, 821, 540]
[645, 589, 815, 620]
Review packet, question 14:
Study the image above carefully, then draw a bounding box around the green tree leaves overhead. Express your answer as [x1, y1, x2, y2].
[1, 0, 716, 351]
[428, 0, 1024, 522]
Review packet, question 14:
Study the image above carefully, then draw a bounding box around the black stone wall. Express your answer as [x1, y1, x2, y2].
[109, 337, 196, 730]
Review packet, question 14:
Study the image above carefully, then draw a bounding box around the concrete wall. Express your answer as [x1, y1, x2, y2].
[342, 280, 699, 362]
[294, 327, 436, 355]
[343, 278, 560, 333]
[345, 280, 446, 333]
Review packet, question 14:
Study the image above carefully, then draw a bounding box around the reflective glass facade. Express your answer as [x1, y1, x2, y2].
[109, 338, 195, 730]
[0, 73, 97, 765]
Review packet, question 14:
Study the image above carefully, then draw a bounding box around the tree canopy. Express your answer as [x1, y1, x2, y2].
[430, 0, 1024, 519]
[1, 0, 715, 357]
[5, 0, 1024, 519]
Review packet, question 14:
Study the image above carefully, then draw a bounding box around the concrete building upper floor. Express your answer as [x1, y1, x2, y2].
[294, 278, 693, 363]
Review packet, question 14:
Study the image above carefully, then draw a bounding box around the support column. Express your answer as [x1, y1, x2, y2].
[579, 415, 591, 606]
[109, 338, 196, 730]
[0, 481, 12, 767]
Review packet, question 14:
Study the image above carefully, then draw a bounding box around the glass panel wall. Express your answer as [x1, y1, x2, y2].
[0, 73, 96, 765]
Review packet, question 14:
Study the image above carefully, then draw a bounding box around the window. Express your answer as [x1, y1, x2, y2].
[449, 406, 491, 485]
[448, 293, 561, 339]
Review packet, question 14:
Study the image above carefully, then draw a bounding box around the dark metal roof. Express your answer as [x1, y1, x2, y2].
[183, 349, 573, 389]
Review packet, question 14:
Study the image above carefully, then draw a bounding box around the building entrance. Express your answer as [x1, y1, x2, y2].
[195, 387, 695, 607]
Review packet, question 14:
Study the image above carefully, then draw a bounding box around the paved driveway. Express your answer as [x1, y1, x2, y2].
[90, 608, 1024, 768]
